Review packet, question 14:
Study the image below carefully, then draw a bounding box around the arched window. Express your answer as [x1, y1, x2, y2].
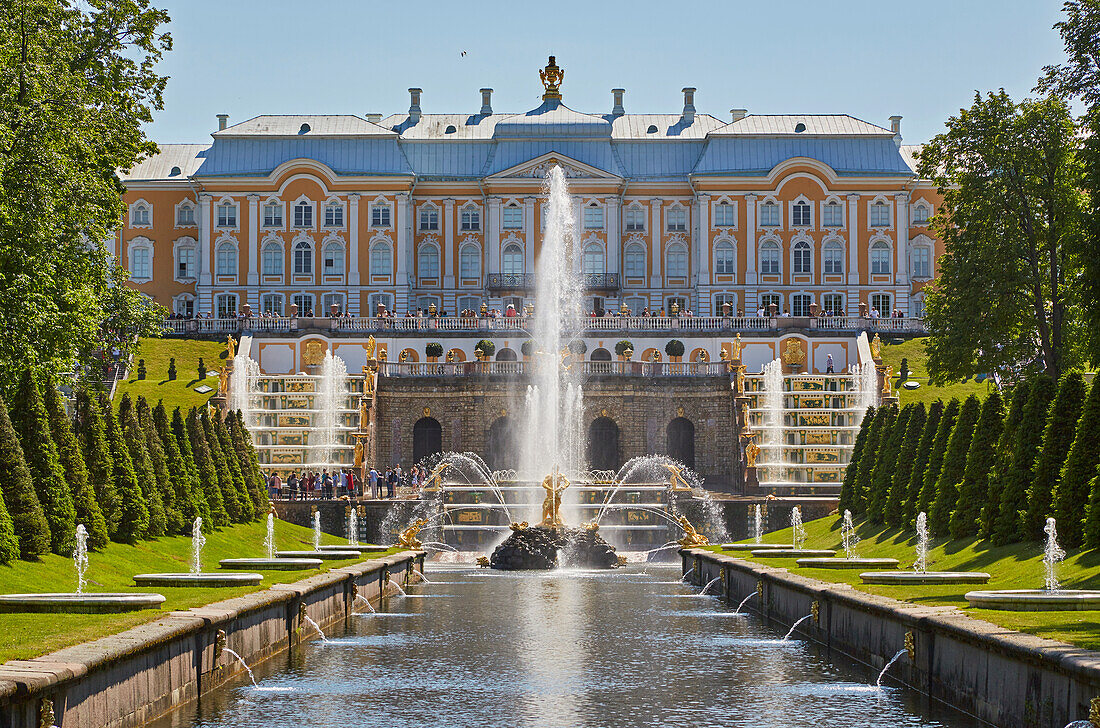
[911, 246, 931, 278]
[666, 417, 695, 469]
[419, 206, 439, 231]
[823, 240, 844, 274]
[502, 243, 524, 275]
[760, 200, 779, 227]
[176, 203, 195, 227]
[793, 241, 811, 274]
[174, 294, 195, 317]
[583, 244, 605, 275]
[587, 417, 620, 471]
[324, 202, 344, 228]
[871, 241, 891, 274]
[625, 243, 646, 277]
[666, 243, 688, 277]
[370, 242, 392, 276]
[759, 241, 780, 274]
[590, 348, 612, 361]
[263, 201, 282, 228]
[496, 348, 518, 361]
[131, 203, 150, 227]
[129, 244, 152, 281]
[715, 241, 735, 275]
[215, 242, 237, 275]
[823, 201, 843, 227]
[870, 200, 891, 227]
[293, 240, 313, 275]
[461, 205, 480, 231]
[792, 294, 812, 316]
[792, 201, 811, 227]
[261, 242, 283, 275]
[460, 245, 479, 278]
[293, 201, 313, 228]
[418, 244, 440, 278]
[912, 204, 930, 225]
[323, 243, 344, 275]
[714, 201, 735, 226]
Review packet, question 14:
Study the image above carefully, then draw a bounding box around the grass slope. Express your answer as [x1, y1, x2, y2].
[717, 514, 1100, 649]
[880, 337, 992, 406]
[114, 338, 229, 412]
[0, 519, 396, 663]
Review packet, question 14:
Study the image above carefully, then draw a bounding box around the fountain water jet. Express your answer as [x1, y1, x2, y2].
[302, 614, 328, 642]
[841, 510, 858, 560]
[137, 516, 264, 587]
[354, 593, 376, 614]
[860, 511, 987, 585]
[877, 649, 907, 687]
[346, 507, 359, 546]
[387, 578, 408, 598]
[791, 506, 805, 549]
[312, 511, 322, 551]
[753, 504, 763, 544]
[190, 517, 206, 574]
[734, 592, 757, 615]
[223, 648, 258, 688]
[264, 510, 276, 559]
[314, 351, 348, 467]
[74, 524, 88, 594]
[699, 576, 722, 595]
[782, 614, 813, 641]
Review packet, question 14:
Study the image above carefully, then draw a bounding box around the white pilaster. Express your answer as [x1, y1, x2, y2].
[442, 199, 455, 288]
[348, 194, 360, 284]
[696, 193, 710, 284]
[246, 195, 260, 301]
[198, 193, 212, 315]
[744, 194, 757, 285]
[895, 192, 910, 314]
[650, 198, 663, 287]
[395, 193, 409, 313]
[607, 198, 621, 282]
[847, 193, 861, 316]
[487, 197, 501, 273]
[524, 197, 536, 277]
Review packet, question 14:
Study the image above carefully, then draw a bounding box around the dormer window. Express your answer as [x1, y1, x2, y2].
[293, 201, 313, 228]
[760, 201, 779, 227]
[460, 205, 480, 232]
[216, 202, 237, 228]
[131, 203, 150, 227]
[794, 122, 807, 133]
[666, 206, 686, 232]
[792, 201, 811, 227]
[263, 202, 283, 228]
[714, 201, 735, 227]
[299, 123, 311, 134]
[372, 203, 391, 228]
[169, 166, 182, 177]
[324, 202, 344, 227]
[647, 125, 658, 134]
[503, 205, 523, 230]
[445, 125, 457, 134]
[419, 206, 439, 231]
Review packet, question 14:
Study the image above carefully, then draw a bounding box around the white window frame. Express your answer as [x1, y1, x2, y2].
[322, 293, 345, 316]
[292, 293, 315, 317]
[174, 200, 196, 228]
[292, 199, 314, 229]
[371, 203, 391, 228]
[822, 199, 844, 228]
[215, 239, 238, 278]
[714, 239, 736, 276]
[790, 198, 812, 228]
[261, 293, 284, 316]
[418, 242, 440, 279]
[323, 199, 345, 228]
[791, 293, 813, 317]
[127, 237, 153, 282]
[665, 242, 688, 277]
[173, 293, 195, 317]
[870, 293, 892, 317]
[666, 205, 687, 232]
[369, 240, 392, 276]
[216, 293, 239, 319]
[582, 243, 605, 274]
[870, 240, 892, 274]
[460, 204, 481, 232]
[501, 243, 524, 276]
[129, 200, 152, 229]
[759, 240, 781, 275]
[459, 243, 480, 279]
[911, 202, 931, 226]
[216, 198, 238, 229]
[323, 241, 345, 275]
[263, 200, 284, 228]
[419, 204, 440, 231]
[822, 239, 844, 275]
[173, 236, 197, 282]
[910, 244, 932, 279]
[822, 293, 844, 315]
[261, 239, 284, 277]
[583, 204, 604, 230]
[713, 200, 736, 227]
[502, 205, 523, 230]
[759, 199, 780, 228]
[293, 239, 314, 275]
[624, 242, 646, 278]
[869, 199, 892, 228]
[792, 239, 812, 275]
[624, 205, 646, 232]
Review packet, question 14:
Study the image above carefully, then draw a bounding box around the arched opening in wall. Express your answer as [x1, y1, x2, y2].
[586, 417, 620, 472]
[666, 417, 695, 469]
[487, 416, 518, 471]
[496, 348, 518, 362]
[590, 348, 612, 361]
[412, 417, 443, 464]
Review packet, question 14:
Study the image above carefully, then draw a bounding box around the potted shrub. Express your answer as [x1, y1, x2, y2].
[665, 339, 685, 362]
[615, 340, 634, 361]
[425, 342, 443, 362]
[521, 339, 535, 359]
[475, 339, 496, 361]
[568, 339, 587, 358]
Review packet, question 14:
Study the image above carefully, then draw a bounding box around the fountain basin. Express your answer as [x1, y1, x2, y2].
[796, 557, 900, 570]
[277, 550, 360, 560]
[0, 593, 166, 613]
[133, 573, 263, 587]
[722, 543, 792, 551]
[861, 571, 991, 585]
[964, 589, 1100, 611]
[219, 558, 323, 571]
[317, 544, 389, 553]
[750, 549, 836, 558]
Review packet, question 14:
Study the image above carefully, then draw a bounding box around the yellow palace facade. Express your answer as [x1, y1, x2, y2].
[117, 58, 941, 322]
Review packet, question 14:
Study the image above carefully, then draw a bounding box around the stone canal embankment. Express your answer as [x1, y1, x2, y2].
[0, 551, 424, 728]
[683, 548, 1100, 728]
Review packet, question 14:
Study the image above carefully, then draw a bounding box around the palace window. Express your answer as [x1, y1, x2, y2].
[215, 242, 237, 276]
[714, 201, 735, 227]
[503, 205, 523, 230]
[912, 295, 926, 318]
[323, 243, 344, 274]
[760, 201, 779, 227]
[419, 206, 439, 231]
[793, 241, 812, 274]
[666, 206, 687, 232]
[714, 293, 736, 316]
[324, 203, 344, 228]
[502, 243, 524, 275]
[792, 294, 812, 317]
[911, 246, 931, 278]
[292, 294, 314, 317]
[176, 203, 195, 226]
[131, 203, 150, 227]
[823, 240, 844, 274]
[584, 204, 604, 230]
[715, 241, 735, 275]
[263, 202, 283, 228]
[129, 245, 151, 281]
[370, 242, 392, 276]
[176, 245, 196, 280]
[216, 294, 238, 319]
[823, 201, 843, 227]
[760, 293, 780, 313]
[583, 244, 605, 274]
[871, 241, 891, 274]
[174, 294, 195, 317]
[666, 243, 688, 277]
[262, 243, 283, 275]
[823, 293, 843, 316]
[912, 204, 930, 225]
[372, 204, 391, 228]
[792, 201, 811, 227]
[624, 243, 646, 277]
[871, 293, 891, 318]
[293, 240, 313, 275]
[759, 241, 780, 274]
[460, 245, 480, 278]
[217, 202, 237, 228]
[261, 294, 283, 316]
[870, 201, 891, 227]
[293, 202, 313, 228]
[461, 205, 481, 231]
[418, 244, 439, 278]
[458, 296, 481, 314]
[624, 207, 645, 231]
[323, 293, 344, 315]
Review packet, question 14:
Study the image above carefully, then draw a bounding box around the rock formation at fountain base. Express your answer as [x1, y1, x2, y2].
[489, 526, 621, 570]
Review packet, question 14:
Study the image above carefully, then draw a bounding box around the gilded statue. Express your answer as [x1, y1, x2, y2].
[870, 333, 882, 361]
[780, 338, 805, 367]
[226, 335, 236, 359]
[881, 366, 894, 397]
[302, 340, 326, 367]
[677, 517, 709, 548]
[359, 396, 369, 424]
[446, 350, 455, 363]
[365, 335, 376, 360]
[744, 437, 760, 468]
[584, 521, 600, 532]
[475, 556, 490, 568]
[559, 346, 573, 371]
[399, 349, 409, 362]
[665, 464, 692, 492]
[353, 438, 364, 469]
[539, 55, 564, 100]
[730, 333, 744, 362]
[394, 518, 429, 549]
[539, 470, 570, 528]
[217, 366, 228, 396]
[509, 521, 529, 531]
[421, 462, 449, 492]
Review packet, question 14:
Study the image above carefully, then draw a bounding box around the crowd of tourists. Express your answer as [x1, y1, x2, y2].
[265, 464, 434, 501]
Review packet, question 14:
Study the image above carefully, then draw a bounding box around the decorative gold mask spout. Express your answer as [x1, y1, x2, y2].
[677, 516, 709, 548]
[540, 55, 564, 101]
[394, 518, 429, 549]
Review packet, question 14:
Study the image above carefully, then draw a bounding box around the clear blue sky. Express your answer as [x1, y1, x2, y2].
[148, 0, 1066, 145]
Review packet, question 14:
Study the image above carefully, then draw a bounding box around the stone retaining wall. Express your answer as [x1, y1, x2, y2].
[0, 551, 424, 728]
[682, 548, 1100, 728]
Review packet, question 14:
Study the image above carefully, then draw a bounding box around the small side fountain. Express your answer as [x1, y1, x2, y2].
[724, 503, 790, 551]
[796, 509, 900, 570]
[861, 511, 990, 585]
[966, 517, 1100, 610]
[278, 510, 360, 560]
[0, 524, 168, 613]
[221, 507, 324, 571]
[750, 506, 834, 558]
[135, 518, 264, 587]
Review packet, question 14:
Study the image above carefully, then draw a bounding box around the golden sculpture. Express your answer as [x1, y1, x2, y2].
[446, 350, 455, 363]
[217, 366, 228, 396]
[719, 347, 730, 362]
[359, 396, 369, 424]
[302, 339, 326, 367]
[697, 350, 709, 363]
[539, 469, 570, 528]
[731, 333, 744, 362]
[881, 366, 894, 397]
[665, 464, 692, 492]
[616, 554, 628, 566]
[870, 333, 882, 361]
[677, 517, 709, 548]
[226, 335, 237, 359]
[539, 55, 564, 100]
[476, 555, 491, 568]
[399, 349, 408, 362]
[353, 438, 364, 469]
[395, 519, 429, 549]
[421, 462, 450, 492]
[745, 436, 760, 468]
[780, 338, 805, 367]
[559, 346, 574, 371]
[584, 520, 600, 532]
[1089, 696, 1100, 727]
[509, 521, 529, 531]
[365, 335, 376, 360]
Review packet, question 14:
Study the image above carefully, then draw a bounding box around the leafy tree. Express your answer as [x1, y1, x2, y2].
[43, 377, 107, 549]
[884, 403, 926, 527]
[664, 340, 685, 358]
[917, 92, 1088, 382]
[1024, 373, 1086, 540]
[8, 369, 75, 554]
[851, 407, 890, 517]
[1088, 475, 1100, 548]
[0, 483, 19, 563]
[903, 401, 945, 525]
[916, 399, 960, 520]
[201, 410, 243, 523]
[102, 400, 148, 543]
[118, 395, 164, 537]
[137, 397, 183, 535]
[839, 406, 874, 515]
[228, 411, 266, 514]
[980, 380, 1031, 538]
[174, 407, 209, 522]
[950, 391, 1004, 539]
[993, 376, 1057, 545]
[1055, 379, 1100, 547]
[0, 397, 49, 558]
[929, 396, 981, 535]
[867, 404, 906, 524]
[0, 1, 171, 390]
[153, 402, 201, 526]
[74, 391, 119, 537]
[187, 408, 227, 526]
[214, 411, 253, 522]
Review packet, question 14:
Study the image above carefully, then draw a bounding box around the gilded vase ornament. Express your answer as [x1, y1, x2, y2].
[870, 333, 882, 361]
[666, 463, 692, 491]
[744, 436, 760, 468]
[446, 349, 455, 363]
[539, 55, 564, 100]
[399, 349, 409, 362]
[395, 519, 429, 549]
[539, 469, 570, 528]
[780, 338, 805, 367]
[677, 517, 709, 548]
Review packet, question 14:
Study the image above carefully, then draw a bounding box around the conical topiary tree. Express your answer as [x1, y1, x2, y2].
[75, 391, 119, 538]
[175, 406, 209, 523]
[118, 394, 165, 538]
[102, 400, 149, 543]
[903, 400, 944, 525]
[851, 407, 889, 517]
[929, 395, 981, 535]
[156, 403, 202, 525]
[43, 379, 108, 549]
[137, 397, 183, 535]
[201, 409, 243, 523]
[884, 403, 926, 527]
[229, 410, 267, 515]
[950, 391, 1004, 539]
[1024, 373, 1087, 542]
[993, 376, 1057, 545]
[839, 405, 875, 515]
[1055, 379, 1100, 548]
[8, 370, 76, 554]
[867, 404, 905, 524]
[980, 380, 1031, 539]
[916, 398, 960, 521]
[0, 484, 19, 564]
[0, 397, 49, 558]
[187, 408, 227, 526]
[214, 411, 253, 522]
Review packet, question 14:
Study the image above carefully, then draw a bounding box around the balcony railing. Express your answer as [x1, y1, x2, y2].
[162, 317, 295, 335]
[582, 273, 620, 290]
[810, 317, 927, 333]
[376, 360, 729, 378]
[486, 273, 533, 290]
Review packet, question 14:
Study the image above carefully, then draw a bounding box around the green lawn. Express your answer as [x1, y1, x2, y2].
[879, 337, 993, 406]
[716, 514, 1100, 649]
[0, 520, 397, 663]
[114, 337, 229, 412]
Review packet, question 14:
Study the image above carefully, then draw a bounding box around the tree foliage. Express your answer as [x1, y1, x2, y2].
[903, 400, 945, 526]
[43, 377, 107, 549]
[187, 408, 226, 527]
[980, 381, 1031, 538]
[916, 399, 960, 519]
[75, 391, 119, 538]
[884, 403, 926, 528]
[867, 404, 904, 524]
[950, 391, 1004, 539]
[1023, 373, 1086, 541]
[118, 394, 164, 538]
[929, 395, 981, 535]
[993, 376, 1057, 545]
[1056, 378, 1100, 547]
[102, 400, 148, 543]
[0, 397, 49, 558]
[840, 406, 874, 515]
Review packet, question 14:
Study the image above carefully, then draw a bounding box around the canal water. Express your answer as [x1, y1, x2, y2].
[153, 564, 980, 728]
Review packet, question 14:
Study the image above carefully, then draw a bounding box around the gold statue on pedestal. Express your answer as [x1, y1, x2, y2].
[870, 333, 882, 361]
[677, 517, 709, 548]
[226, 335, 236, 359]
[730, 333, 744, 362]
[539, 55, 564, 101]
[365, 335, 376, 360]
[421, 462, 450, 492]
[745, 436, 760, 468]
[217, 366, 228, 396]
[394, 518, 428, 549]
[881, 366, 894, 397]
[353, 438, 364, 469]
[665, 464, 692, 491]
[539, 469, 570, 528]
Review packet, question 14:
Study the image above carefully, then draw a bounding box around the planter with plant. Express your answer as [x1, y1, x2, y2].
[425, 342, 443, 361]
[475, 339, 496, 361]
[615, 340, 634, 361]
[665, 339, 685, 362]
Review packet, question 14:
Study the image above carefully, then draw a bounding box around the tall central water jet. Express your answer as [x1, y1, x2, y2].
[314, 350, 348, 467]
[519, 166, 585, 485]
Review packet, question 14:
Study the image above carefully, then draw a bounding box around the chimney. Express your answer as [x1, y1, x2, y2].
[730, 108, 747, 122]
[365, 113, 382, 123]
[612, 88, 625, 116]
[480, 88, 493, 115]
[889, 115, 902, 147]
[217, 114, 229, 131]
[681, 88, 696, 123]
[408, 88, 422, 123]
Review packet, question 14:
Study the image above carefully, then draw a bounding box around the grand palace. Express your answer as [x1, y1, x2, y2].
[118, 57, 940, 330]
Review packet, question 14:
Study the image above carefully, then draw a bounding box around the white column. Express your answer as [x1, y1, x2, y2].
[696, 193, 710, 285]
[572, 196, 583, 271]
[395, 193, 409, 313]
[895, 192, 910, 314]
[348, 194, 360, 285]
[487, 197, 501, 274]
[650, 198, 663, 288]
[198, 194, 212, 315]
[524, 197, 536, 277]
[744, 194, 757, 284]
[442, 198, 455, 288]
[246, 195, 259, 292]
[847, 193, 861, 316]
[607, 198, 621, 283]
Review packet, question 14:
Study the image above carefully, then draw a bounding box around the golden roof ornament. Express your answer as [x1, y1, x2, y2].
[540, 55, 564, 101]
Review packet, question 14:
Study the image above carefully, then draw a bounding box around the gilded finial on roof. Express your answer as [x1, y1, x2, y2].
[540, 55, 564, 101]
